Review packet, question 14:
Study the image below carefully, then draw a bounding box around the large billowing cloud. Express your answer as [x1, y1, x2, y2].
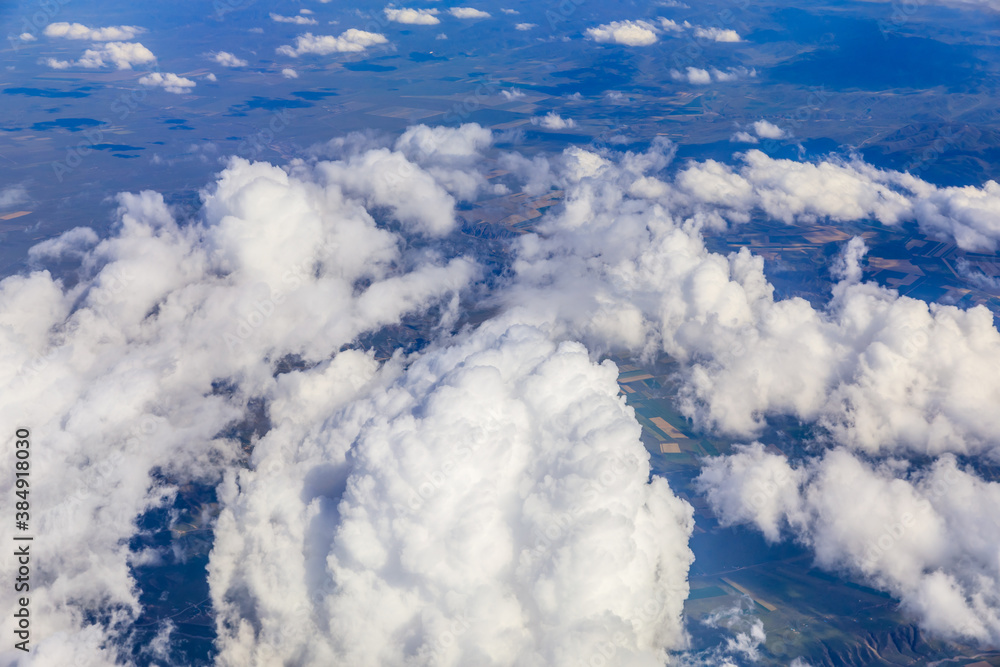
[500, 142, 1000, 458]
[697, 444, 1000, 644]
[209, 319, 694, 665]
[0, 144, 476, 663]
[4, 115, 1000, 664]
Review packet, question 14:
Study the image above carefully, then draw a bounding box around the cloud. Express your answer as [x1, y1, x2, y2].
[676, 150, 1000, 251]
[281, 67, 299, 79]
[383, 7, 441, 25]
[501, 88, 525, 100]
[752, 119, 787, 139]
[671, 66, 711, 84]
[270, 12, 319, 25]
[659, 18, 684, 32]
[669, 66, 754, 84]
[18, 32, 37, 42]
[209, 320, 694, 665]
[531, 112, 577, 130]
[43, 41, 156, 70]
[0, 184, 28, 209]
[692, 26, 741, 41]
[211, 51, 248, 67]
[730, 131, 758, 144]
[277, 30, 388, 56]
[449, 7, 491, 18]
[0, 141, 479, 660]
[499, 141, 1000, 458]
[43, 22, 145, 41]
[697, 445, 1000, 644]
[586, 20, 660, 46]
[138, 72, 197, 94]
[515, 22, 536, 30]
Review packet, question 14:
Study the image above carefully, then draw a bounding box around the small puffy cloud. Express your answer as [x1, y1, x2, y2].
[585, 19, 659, 46]
[18, 32, 37, 42]
[277, 30, 388, 56]
[270, 12, 319, 25]
[43, 22, 145, 41]
[531, 112, 577, 130]
[730, 131, 758, 144]
[501, 7, 519, 13]
[41, 57, 72, 69]
[281, 67, 299, 78]
[694, 26, 741, 41]
[671, 66, 711, 84]
[449, 7, 491, 18]
[54, 41, 157, 70]
[204, 72, 217, 81]
[659, 18, 684, 32]
[515, 22, 536, 30]
[383, 7, 441, 25]
[753, 120, 788, 139]
[138, 72, 197, 94]
[0, 185, 28, 209]
[211, 51, 248, 67]
[712, 66, 755, 81]
[670, 66, 754, 84]
[500, 88, 525, 100]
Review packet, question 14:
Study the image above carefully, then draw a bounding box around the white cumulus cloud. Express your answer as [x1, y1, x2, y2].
[383, 7, 441, 25]
[586, 20, 660, 46]
[138, 72, 197, 94]
[43, 22, 145, 41]
[211, 51, 248, 67]
[277, 30, 388, 56]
